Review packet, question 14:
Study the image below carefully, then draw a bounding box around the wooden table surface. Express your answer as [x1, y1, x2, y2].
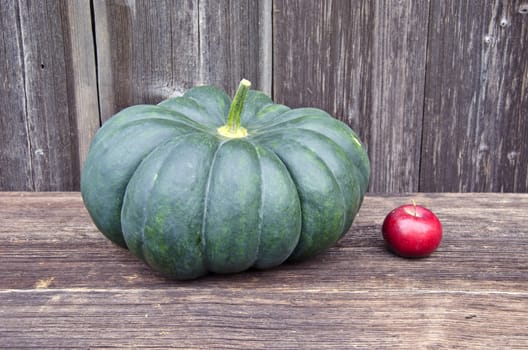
[1, 192, 527, 349]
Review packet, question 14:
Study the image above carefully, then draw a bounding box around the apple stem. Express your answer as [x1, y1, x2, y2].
[411, 199, 417, 217]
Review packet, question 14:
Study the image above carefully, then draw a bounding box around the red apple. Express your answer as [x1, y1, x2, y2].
[382, 202, 442, 258]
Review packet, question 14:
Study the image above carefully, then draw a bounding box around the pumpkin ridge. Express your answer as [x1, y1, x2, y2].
[287, 129, 363, 237]
[148, 135, 204, 274]
[279, 137, 348, 239]
[257, 125, 367, 190]
[245, 140, 265, 267]
[92, 115, 208, 151]
[258, 138, 345, 260]
[251, 116, 330, 136]
[199, 139, 228, 271]
[158, 96, 221, 127]
[123, 132, 203, 260]
[279, 128, 363, 238]
[252, 107, 335, 133]
[251, 115, 307, 133]
[83, 117, 201, 247]
[243, 103, 291, 129]
[238, 90, 276, 126]
[138, 149, 168, 263]
[155, 109, 218, 134]
[183, 86, 230, 126]
[248, 142, 302, 268]
[186, 95, 225, 125]
[305, 125, 369, 196]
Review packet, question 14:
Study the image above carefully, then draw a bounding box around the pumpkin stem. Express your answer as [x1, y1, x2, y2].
[218, 79, 251, 138]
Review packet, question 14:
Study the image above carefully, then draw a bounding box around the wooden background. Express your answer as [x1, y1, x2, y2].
[1, 0, 527, 192]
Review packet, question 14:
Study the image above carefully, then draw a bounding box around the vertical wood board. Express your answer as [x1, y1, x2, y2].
[61, 0, 100, 172]
[197, 0, 269, 94]
[0, 0, 99, 191]
[94, 0, 196, 120]
[273, 0, 372, 129]
[273, 0, 430, 192]
[94, 0, 270, 122]
[421, 0, 528, 192]
[367, 0, 430, 192]
[0, 0, 33, 190]
[19, 0, 76, 190]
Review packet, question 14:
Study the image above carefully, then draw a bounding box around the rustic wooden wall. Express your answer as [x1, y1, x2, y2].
[421, 0, 528, 192]
[1, 0, 527, 192]
[0, 0, 98, 191]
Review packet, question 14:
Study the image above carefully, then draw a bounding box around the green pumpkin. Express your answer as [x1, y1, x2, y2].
[81, 80, 370, 279]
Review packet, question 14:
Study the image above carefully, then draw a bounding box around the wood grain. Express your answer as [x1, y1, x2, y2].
[197, 0, 270, 95]
[2, 0, 527, 193]
[0, 0, 33, 190]
[61, 0, 100, 172]
[273, 0, 430, 192]
[273, 0, 373, 144]
[19, 0, 80, 190]
[1, 193, 527, 348]
[368, 0, 430, 192]
[0, 0, 99, 191]
[94, 0, 270, 122]
[421, 0, 528, 192]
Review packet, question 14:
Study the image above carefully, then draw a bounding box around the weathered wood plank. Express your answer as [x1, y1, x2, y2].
[368, 0, 430, 192]
[272, 0, 372, 137]
[0, 192, 527, 348]
[273, 0, 430, 192]
[1, 289, 526, 349]
[0, 1, 33, 190]
[18, 0, 84, 190]
[61, 0, 100, 171]
[0, 0, 99, 191]
[93, 0, 196, 120]
[258, 0, 272, 96]
[1, 193, 527, 291]
[94, 0, 269, 122]
[197, 0, 270, 95]
[421, 0, 528, 192]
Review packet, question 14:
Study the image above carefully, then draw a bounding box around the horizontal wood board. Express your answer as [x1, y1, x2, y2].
[1, 192, 527, 348]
